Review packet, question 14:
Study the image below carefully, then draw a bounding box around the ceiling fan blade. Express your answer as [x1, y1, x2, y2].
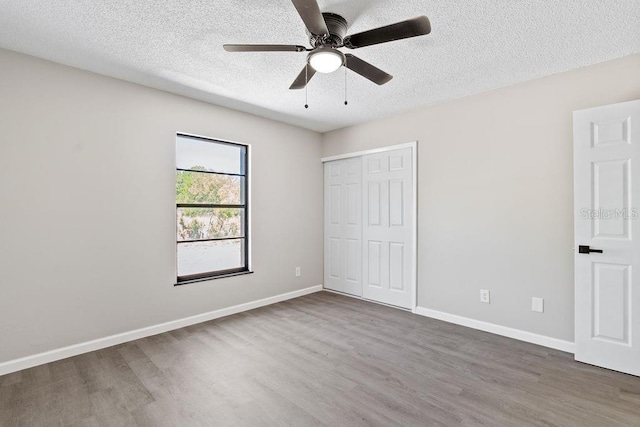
[289, 64, 317, 90]
[345, 54, 393, 85]
[223, 44, 307, 52]
[291, 0, 329, 36]
[343, 16, 431, 49]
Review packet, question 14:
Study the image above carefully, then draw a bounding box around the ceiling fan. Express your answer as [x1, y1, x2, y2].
[223, 0, 431, 90]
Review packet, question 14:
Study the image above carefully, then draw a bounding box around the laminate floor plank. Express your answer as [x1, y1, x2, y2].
[2, 291, 640, 426]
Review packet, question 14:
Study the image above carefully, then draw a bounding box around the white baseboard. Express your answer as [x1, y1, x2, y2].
[0, 285, 323, 377]
[413, 306, 575, 353]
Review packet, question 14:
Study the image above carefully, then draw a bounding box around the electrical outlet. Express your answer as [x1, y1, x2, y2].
[480, 289, 490, 304]
[532, 297, 544, 313]
[295, 267, 301, 277]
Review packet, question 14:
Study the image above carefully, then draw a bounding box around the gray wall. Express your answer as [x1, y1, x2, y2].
[0, 48, 323, 363]
[322, 54, 640, 342]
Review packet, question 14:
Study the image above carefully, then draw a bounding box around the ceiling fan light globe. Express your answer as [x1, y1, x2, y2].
[308, 48, 344, 74]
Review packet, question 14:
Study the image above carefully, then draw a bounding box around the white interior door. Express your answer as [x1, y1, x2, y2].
[324, 158, 362, 296]
[362, 147, 414, 309]
[574, 99, 640, 376]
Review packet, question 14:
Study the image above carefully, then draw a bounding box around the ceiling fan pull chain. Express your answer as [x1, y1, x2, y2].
[305, 65, 309, 109]
[344, 64, 348, 106]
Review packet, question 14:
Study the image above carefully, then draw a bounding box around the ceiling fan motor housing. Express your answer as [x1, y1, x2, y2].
[309, 13, 348, 47]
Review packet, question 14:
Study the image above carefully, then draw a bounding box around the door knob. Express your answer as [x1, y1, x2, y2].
[579, 245, 603, 254]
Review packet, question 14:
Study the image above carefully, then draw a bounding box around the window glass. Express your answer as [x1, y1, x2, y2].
[176, 135, 244, 175]
[177, 208, 244, 241]
[177, 240, 245, 276]
[176, 171, 244, 205]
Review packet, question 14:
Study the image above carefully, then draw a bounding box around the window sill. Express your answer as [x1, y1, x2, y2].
[175, 270, 254, 286]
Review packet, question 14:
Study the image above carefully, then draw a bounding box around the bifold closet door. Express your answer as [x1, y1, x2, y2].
[324, 158, 363, 296]
[362, 148, 414, 309]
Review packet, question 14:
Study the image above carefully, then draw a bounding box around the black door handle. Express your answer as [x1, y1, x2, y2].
[579, 245, 603, 254]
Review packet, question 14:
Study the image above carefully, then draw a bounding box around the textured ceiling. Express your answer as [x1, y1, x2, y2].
[1, 1, 639, 132]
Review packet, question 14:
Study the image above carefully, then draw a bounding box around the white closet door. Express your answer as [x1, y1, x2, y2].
[362, 148, 414, 309]
[324, 158, 363, 296]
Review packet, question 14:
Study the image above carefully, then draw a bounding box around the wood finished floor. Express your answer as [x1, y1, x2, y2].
[1, 291, 640, 426]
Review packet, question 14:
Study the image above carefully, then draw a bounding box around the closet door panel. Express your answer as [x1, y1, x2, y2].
[362, 148, 414, 309]
[324, 158, 362, 296]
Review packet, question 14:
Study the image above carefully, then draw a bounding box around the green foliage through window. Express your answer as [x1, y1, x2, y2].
[176, 168, 243, 241]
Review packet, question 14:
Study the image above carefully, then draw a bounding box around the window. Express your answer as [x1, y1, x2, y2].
[176, 134, 249, 283]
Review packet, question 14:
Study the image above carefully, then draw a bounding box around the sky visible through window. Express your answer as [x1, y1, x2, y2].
[176, 136, 242, 174]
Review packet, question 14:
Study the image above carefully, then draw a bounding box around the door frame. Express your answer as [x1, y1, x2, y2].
[322, 141, 418, 312]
